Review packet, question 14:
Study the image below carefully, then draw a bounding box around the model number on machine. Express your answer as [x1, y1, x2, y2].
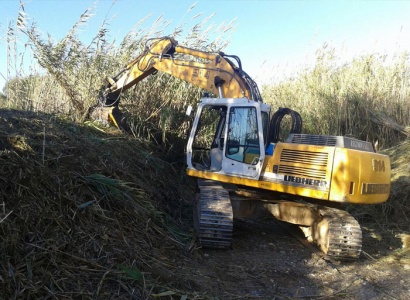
[372, 159, 386, 172]
[192, 68, 210, 79]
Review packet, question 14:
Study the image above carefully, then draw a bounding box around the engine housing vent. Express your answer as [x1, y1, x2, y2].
[286, 134, 375, 153]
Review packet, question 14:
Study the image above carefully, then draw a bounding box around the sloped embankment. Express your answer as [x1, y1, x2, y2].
[384, 139, 410, 221]
[0, 109, 194, 299]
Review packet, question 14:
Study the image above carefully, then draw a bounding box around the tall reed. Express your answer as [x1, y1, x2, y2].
[4, 1, 236, 132]
[262, 44, 410, 148]
[5, 2, 409, 149]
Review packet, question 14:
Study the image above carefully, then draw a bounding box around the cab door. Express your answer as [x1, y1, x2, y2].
[221, 101, 265, 179]
[186, 98, 266, 180]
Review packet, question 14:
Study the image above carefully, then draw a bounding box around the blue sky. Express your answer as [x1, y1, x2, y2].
[1, 0, 410, 91]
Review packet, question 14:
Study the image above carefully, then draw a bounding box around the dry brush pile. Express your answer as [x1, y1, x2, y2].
[380, 140, 410, 225]
[0, 109, 197, 299]
[0, 4, 237, 298]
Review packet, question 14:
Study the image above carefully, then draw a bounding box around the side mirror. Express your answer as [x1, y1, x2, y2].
[185, 105, 193, 117]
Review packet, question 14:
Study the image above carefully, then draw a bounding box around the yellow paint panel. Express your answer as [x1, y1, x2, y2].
[186, 168, 330, 200]
[187, 142, 391, 205]
[330, 148, 390, 204]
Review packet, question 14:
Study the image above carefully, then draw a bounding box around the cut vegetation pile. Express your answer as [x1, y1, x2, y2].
[382, 140, 410, 224]
[0, 109, 409, 299]
[0, 109, 196, 299]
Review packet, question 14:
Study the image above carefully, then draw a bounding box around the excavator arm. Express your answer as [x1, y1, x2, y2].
[98, 37, 262, 111]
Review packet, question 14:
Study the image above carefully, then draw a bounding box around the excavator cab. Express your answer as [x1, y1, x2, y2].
[186, 98, 270, 180]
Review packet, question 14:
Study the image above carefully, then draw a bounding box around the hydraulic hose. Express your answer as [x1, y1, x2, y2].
[268, 107, 302, 143]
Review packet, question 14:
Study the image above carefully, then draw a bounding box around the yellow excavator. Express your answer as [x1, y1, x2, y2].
[94, 37, 391, 259]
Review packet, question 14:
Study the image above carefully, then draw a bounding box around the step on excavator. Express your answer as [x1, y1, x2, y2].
[92, 37, 391, 259]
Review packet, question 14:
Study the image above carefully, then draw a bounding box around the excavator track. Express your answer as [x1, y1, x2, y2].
[312, 207, 363, 259]
[194, 180, 233, 249]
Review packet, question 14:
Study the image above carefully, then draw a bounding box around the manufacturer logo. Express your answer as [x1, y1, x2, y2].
[362, 183, 389, 194]
[284, 175, 327, 187]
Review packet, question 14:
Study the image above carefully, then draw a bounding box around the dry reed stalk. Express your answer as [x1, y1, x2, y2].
[262, 45, 410, 148]
[0, 108, 196, 298]
[5, 1, 235, 150]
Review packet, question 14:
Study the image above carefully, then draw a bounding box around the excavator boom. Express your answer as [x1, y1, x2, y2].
[99, 37, 261, 109]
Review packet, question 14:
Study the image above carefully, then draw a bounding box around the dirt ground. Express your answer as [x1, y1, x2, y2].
[176, 215, 410, 300]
